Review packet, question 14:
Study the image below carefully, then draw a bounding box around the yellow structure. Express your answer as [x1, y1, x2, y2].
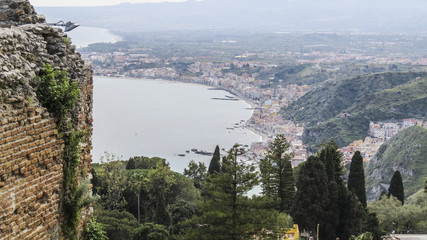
[284, 224, 300, 240]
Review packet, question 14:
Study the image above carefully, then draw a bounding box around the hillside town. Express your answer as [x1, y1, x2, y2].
[81, 38, 427, 167]
[340, 118, 427, 164]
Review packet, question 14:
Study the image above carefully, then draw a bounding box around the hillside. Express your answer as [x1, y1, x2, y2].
[280, 72, 427, 150]
[282, 72, 427, 125]
[365, 126, 427, 201]
[302, 76, 427, 150]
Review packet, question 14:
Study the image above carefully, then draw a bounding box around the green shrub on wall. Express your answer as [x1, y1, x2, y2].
[34, 64, 89, 239]
[34, 63, 79, 129]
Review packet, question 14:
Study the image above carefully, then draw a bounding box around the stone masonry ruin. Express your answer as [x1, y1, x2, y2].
[0, 0, 93, 239]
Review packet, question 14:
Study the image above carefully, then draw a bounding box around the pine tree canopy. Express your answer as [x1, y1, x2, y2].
[259, 134, 295, 213]
[186, 144, 279, 240]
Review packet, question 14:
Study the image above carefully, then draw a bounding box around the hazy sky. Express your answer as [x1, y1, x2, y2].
[30, 0, 187, 7]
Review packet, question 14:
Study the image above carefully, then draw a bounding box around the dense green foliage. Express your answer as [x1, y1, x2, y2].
[92, 136, 427, 239]
[185, 144, 282, 239]
[281, 72, 427, 150]
[348, 151, 367, 207]
[34, 63, 80, 129]
[366, 126, 427, 200]
[293, 155, 329, 236]
[94, 207, 140, 240]
[126, 156, 167, 170]
[132, 222, 170, 240]
[208, 145, 221, 175]
[294, 142, 378, 240]
[368, 189, 427, 233]
[388, 171, 405, 205]
[259, 134, 295, 213]
[84, 218, 108, 240]
[92, 154, 201, 239]
[183, 160, 207, 190]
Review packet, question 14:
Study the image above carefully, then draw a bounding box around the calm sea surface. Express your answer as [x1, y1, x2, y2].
[66, 27, 122, 48]
[92, 77, 262, 172]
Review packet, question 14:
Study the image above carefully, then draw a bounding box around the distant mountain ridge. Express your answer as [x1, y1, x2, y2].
[36, 0, 427, 32]
[281, 72, 427, 150]
[365, 126, 427, 201]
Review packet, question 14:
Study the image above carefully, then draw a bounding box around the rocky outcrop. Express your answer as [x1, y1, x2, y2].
[0, 0, 45, 26]
[0, 1, 93, 239]
[365, 126, 427, 202]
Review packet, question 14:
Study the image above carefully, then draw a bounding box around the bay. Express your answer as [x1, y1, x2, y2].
[66, 26, 122, 48]
[92, 77, 262, 172]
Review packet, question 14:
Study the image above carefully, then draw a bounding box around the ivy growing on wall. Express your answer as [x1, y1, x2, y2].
[34, 64, 79, 129]
[34, 64, 89, 239]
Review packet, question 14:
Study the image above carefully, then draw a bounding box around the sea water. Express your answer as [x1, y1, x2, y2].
[92, 77, 262, 172]
[66, 27, 122, 48]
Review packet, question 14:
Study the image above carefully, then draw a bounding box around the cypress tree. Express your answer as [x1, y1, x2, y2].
[208, 145, 221, 175]
[348, 151, 367, 207]
[293, 155, 329, 236]
[318, 141, 345, 240]
[388, 170, 404, 205]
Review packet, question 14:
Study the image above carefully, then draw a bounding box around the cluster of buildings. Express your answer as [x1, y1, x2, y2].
[340, 119, 427, 164]
[81, 42, 427, 168]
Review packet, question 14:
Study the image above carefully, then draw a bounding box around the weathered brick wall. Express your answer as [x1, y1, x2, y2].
[0, 100, 64, 239]
[0, 0, 93, 239]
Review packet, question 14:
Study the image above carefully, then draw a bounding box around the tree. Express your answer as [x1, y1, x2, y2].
[363, 212, 382, 240]
[338, 191, 367, 240]
[187, 144, 275, 240]
[259, 134, 295, 213]
[128, 170, 147, 223]
[84, 218, 108, 240]
[97, 154, 128, 211]
[146, 162, 176, 226]
[183, 160, 207, 189]
[126, 156, 167, 170]
[94, 207, 140, 240]
[208, 145, 221, 175]
[368, 196, 402, 233]
[132, 222, 169, 240]
[369, 194, 427, 233]
[170, 199, 196, 235]
[348, 151, 367, 207]
[294, 141, 366, 240]
[318, 140, 346, 240]
[293, 155, 329, 236]
[388, 171, 404, 205]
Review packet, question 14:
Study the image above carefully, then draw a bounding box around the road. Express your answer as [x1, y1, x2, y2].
[395, 235, 427, 240]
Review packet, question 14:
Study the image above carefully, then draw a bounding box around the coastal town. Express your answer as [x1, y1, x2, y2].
[80, 33, 427, 167]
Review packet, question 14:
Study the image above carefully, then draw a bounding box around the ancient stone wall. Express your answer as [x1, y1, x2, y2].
[0, 0, 93, 239]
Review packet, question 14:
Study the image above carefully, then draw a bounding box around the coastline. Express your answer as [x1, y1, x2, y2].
[95, 75, 268, 143]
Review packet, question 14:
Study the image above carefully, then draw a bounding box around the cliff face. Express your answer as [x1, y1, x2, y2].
[0, 0, 93, 239]
[365, 126, 427, 202]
